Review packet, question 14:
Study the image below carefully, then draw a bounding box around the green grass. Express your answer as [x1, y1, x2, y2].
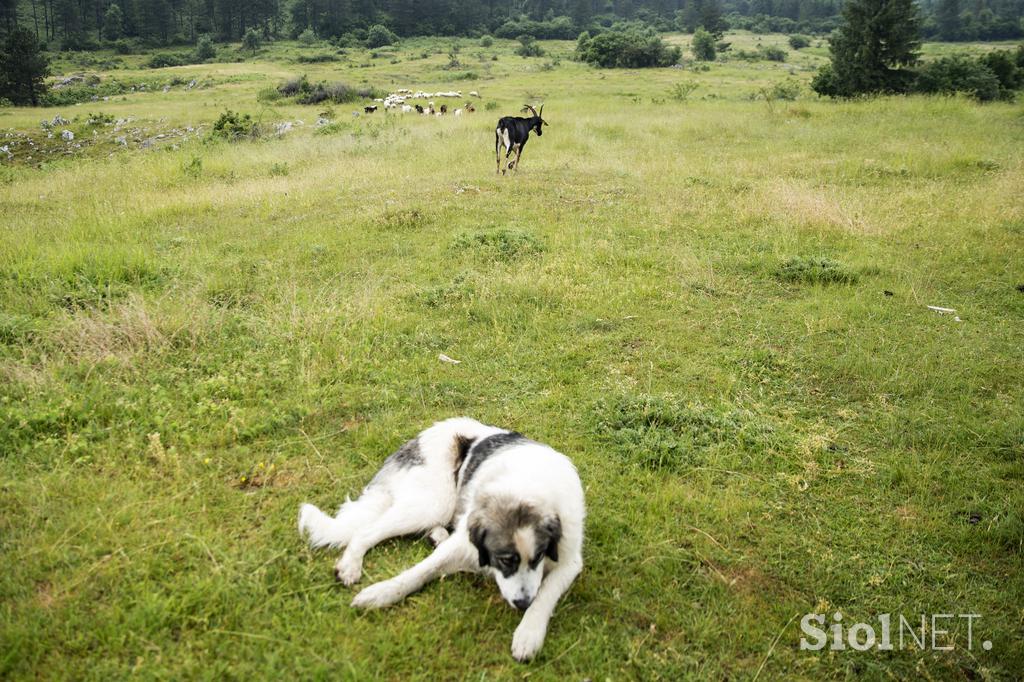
[1, 33, 1023, 680]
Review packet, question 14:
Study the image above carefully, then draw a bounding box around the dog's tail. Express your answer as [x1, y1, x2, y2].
[298, 493, 387, 549]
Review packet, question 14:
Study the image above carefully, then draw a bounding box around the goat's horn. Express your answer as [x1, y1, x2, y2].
[522, 104, 539, 117]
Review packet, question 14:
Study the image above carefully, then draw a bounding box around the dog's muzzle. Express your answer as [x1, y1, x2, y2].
[512, 597, 533, 611]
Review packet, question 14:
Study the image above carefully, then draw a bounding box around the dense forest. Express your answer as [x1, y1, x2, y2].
[0, 0, 1020, 46]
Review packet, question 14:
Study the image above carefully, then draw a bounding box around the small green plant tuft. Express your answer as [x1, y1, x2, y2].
[669, 80, 699, 101]
[774, 256, 859, 285]
[182, 155, 203, 177]
[376, 208, 426, 231]
[450, 228, 545, 262]
[593, 393, 781, 471]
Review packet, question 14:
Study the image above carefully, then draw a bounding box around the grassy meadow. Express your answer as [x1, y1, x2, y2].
[1, 33, 1023, 680]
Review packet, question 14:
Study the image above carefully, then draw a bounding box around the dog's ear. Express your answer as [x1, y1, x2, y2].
[469, 521, 490, 567]
[540, 515, 561, 562]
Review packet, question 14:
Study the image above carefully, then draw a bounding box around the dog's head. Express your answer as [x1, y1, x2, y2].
[468, 499, 561, 611]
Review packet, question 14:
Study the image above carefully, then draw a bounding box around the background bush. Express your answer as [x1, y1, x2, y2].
[194, 35, 216, 61]
[210, 109, 261, 140]
[692, 27, 716, 61]
[146, 52, 188, 68]
[577, 26, 682, 68]
[788, 34, 811, 49]
[913, 55, 1003, 101]
[277, 75, 383, 104]
[365, 24, 398, 48]
[514, 35, 544, 57]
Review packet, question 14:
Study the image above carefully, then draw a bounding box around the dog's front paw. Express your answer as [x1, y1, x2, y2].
[334, 557, 362, 586]
[511, 621, 547, 662]
[351, 580, 402, 609]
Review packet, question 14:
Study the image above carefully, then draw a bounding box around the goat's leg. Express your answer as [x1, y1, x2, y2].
[513, 140, 527, 172]
[505, 144, 518, 173]
[495, 130, 502, 174]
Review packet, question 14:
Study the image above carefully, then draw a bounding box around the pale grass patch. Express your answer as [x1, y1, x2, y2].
[0, 358, 52, 389]
[760, 181, 873, 234]
[50, 295, 214, 363]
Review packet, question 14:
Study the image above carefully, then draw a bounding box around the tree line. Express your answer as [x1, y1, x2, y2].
[813, 0, 1023, 99]
[0, 0, 1019, 46]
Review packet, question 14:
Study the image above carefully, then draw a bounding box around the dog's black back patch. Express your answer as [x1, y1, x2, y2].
[460, 432, 526, 486]
[386, 438, 423, 468]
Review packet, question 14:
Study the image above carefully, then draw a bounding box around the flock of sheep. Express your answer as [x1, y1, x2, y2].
[363, 89, 481, 116]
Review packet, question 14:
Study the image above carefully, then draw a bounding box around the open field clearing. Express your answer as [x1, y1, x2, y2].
[2, 34, 1023, 679]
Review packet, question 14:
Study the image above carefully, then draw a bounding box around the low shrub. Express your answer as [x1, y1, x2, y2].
[788, 34, 811, 50]
[210, 109, 261, 140]
[494, 15, 577, 40]
[669, 80, 699, 101]
[146, 52, 188, 68]
[277, 75, 308, 97]
[276, 75, 383, 104]
[515, 35, 544, 57]
[577, 26, 682, 68]
[769, 78, 802, 100]
[692, 27, 716, 61]
[296, 53, 338, 63]
[195, 35, 216, 61]
[112, 39, 136, 55]
[914, 55, 1004, 102]
[365, 24, 397, 48]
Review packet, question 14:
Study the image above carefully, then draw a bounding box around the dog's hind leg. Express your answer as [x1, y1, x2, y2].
[351, 532, 477, 609]
[334, 502, 444, 585]
[426, 526, 449, 547]
[299, 487, 391, 550]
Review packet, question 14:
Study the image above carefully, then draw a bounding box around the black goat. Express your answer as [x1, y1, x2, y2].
[495, 104, 547, 174]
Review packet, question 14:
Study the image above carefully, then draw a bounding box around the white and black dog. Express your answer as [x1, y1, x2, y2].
[298, 417, 585, 661]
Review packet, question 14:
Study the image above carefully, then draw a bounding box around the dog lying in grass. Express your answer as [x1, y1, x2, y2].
[298, 417, 585, 661]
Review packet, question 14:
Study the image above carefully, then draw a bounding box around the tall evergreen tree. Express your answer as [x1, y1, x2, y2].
[0, 26, 50, 105]
[103, 3, 125, 40]
[935, 0, 962, 39]
[241, 25, 260, 53]
[1, 0, 18, 34]
[812, 0, 920, 96]
[699, 0, 727, 38]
